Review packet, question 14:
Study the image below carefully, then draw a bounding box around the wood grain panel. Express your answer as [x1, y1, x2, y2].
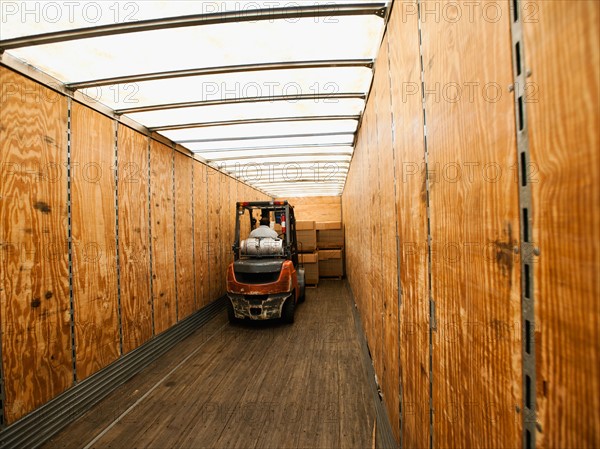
[207, 167, 221, 302]
[150, 140, 176, 334]
[278, 196, 342, 222]
[421, 2, 522, 447]
[524, 2, 600, 447]
[387, 3, 431, 446]
[193, 161, 208, 310]
[373, 37, 401, 442]
[0, 67, 72, 423]
[117, 125, 151, 354]
[218, 174, 230, 296]
[365, 89, 384, 389]
[71, 102, 120, 381]
[174, 153, 194, 320]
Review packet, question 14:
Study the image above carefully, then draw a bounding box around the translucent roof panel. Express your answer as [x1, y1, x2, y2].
[162, 120, 358, 143]
[79, 67, 372, 110]
[7, 16, 385, 82]
[125, 99, 365, 129]
[1, 1, 386, 39]
[185, 134, 354, 153]
[197, 146, 354, 161]
[1, 1, 391, 198]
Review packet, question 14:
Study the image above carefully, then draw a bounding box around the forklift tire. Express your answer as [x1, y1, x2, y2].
[281, 295, 295, 324]
[298, 268, 306, 303]
[227, 300, 240, 324]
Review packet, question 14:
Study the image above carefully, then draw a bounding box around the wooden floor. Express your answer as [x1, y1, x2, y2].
[42, 280, 375, 449]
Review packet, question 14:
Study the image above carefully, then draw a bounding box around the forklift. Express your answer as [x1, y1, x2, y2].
[226, 200, 305, 324]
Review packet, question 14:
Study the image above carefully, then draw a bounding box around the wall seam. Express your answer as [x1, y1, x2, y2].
[191, 161, 197, 311]
[147, 137, 155, 337]
[417, 2, 435, 448]
[509, 2, 538, 448]
[172, 149, 179, 322]
[66, 97, 77, 384]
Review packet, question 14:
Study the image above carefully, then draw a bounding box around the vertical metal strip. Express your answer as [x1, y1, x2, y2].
[66, 97, 77, 383]
[416, 2, 435, 448]
[172, 149, 179, 321]
[205, 165, 210, 304]
[113, 121, 123, 355]
[147, 137, 155, 336]
[191, 159, 197, 311]
[385, 19, 404, 447]
[509, 2, 537, 448]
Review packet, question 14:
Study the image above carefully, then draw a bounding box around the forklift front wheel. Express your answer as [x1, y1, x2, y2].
[281, 294, 296, 324]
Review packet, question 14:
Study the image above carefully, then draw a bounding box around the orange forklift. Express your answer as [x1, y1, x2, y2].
[226, 200, 305, 324]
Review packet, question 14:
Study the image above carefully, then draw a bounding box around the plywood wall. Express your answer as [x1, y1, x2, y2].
[70, 103, 120, 381]
[0, 67, 268, 426]
[193, 162, 208, 310]
[150, 141, 177, 335]
[279, 196, 341, 222]
[174, 152, 195, 320]
[117, 125, 152, 354]
[343, 1, 599, 448]
[387, 4, 431, 446]
[421, 2, 522, 446]
[0, 67, 72, 424]
[524, 2, 599, 447]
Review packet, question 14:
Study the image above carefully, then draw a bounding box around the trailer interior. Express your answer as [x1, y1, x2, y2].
[0, 1, 598, 448]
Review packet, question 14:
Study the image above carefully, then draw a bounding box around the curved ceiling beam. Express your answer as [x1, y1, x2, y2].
[149, 115, 361, 132]
[0, 3, 387, 50]
[116, 92, 366, 114]
[66, 59, 374, 89]
[176, 132, 355, 144]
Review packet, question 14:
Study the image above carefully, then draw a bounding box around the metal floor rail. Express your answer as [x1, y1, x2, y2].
[0, 296, 226, 449]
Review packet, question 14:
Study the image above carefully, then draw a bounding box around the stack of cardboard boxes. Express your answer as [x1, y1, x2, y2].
[316, 221, 345, 278]
[296, 221, 319, 286]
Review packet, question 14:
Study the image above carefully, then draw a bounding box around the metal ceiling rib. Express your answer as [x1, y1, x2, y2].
[0, 1, 391, 197]
[65, 59, 374, 90]
[115, 93, 366, 115]
[0, 3, 387, 50]
[149, 115, 361, 132]
[175, 132, 356, 145]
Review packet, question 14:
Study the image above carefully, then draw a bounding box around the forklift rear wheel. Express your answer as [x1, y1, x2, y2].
[281, 294, 296, 324]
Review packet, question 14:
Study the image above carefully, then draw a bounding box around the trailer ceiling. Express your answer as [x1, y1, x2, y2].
[0, 1, 391, 197]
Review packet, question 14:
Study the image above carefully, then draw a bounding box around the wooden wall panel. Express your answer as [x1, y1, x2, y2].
[218, 174, 230, 296]
[150, 141, 176, 334]
[207, 167, 221, 301]
[524, 2, 600, 447]
[0, 68, 72, 423]
[373, 37, 400, 442]
[421, 2, 522, 447]
[365, 91, 384, 388]
[70, 102, 120, 381]
[117, 125, 151, 354]
[387, 4, 430, 446]
[174, 152, 194, 320]
[278, 196, 342, 222]
[193, 161, 208, 310]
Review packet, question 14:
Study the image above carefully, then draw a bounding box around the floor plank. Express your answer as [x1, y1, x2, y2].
[42, 280, 375, 449]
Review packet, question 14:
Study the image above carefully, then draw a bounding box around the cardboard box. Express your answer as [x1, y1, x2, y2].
[317, 227, 345, 249]
[316, 221, 342, 230]
[297, 228, 317, 252]
[299, 252, 318, 264]
[299, 252, 319, 285]
[318, 249, 344, 277]
[296, 220, 315, 231]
